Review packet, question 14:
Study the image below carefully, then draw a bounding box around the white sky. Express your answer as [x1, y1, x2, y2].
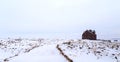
[0, 0, 120, 39]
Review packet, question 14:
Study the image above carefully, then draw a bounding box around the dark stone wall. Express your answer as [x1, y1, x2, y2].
[82, 30, 97, 40]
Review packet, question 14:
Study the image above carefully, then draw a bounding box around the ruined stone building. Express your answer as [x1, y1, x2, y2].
[82, 30, 97, 40]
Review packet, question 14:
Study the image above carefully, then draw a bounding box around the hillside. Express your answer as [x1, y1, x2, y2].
[0, 38, 120, 62]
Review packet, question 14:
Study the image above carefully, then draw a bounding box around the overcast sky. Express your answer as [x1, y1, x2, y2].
[0, 0, 120, 39]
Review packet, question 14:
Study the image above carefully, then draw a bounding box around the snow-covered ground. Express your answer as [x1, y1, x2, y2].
[0, 38, 41, 62]
[59, 40, 120, 62]
[0, 38, 120, 62]
[9, 45, 67, 62]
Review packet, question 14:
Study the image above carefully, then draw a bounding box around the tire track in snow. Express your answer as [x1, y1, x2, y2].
[56, 44, 73, 62]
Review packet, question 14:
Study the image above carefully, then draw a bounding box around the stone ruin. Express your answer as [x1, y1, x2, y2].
[82, 30, 97, 40]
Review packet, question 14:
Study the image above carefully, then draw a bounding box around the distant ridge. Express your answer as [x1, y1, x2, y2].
[111, 38, 120, 40]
